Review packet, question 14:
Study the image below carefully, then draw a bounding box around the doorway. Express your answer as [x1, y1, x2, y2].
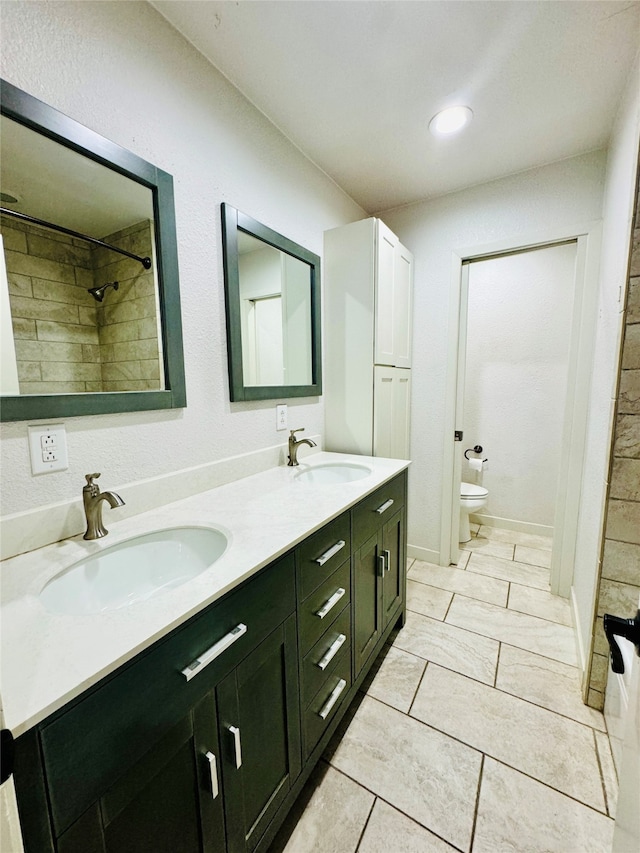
[442, 227, 599, 601]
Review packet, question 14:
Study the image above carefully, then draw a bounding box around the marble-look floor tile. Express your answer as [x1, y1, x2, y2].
[508, 583, 572, 626]
[409, 560, 508, 606]
[514, 544, 552, 568]
[495, 645, 606, 730]
[411, 665, 605, 811]
[460, 536, 515, 560]
[467, 552, 550, 590]
[594, 730, 619, 818]
[330, 696, 482, 852]
[446, 595, 576, 665]
[477, 525, 553, 551]
[281, 764, 373, 853]
[364, 646, 426, 713]
[406, 557, 415, 572]
[455, 549, 471, 569]
[406, 579, 452, 620]
[393, 611, 499, 685]
[472, 758, 614, 853]
[358, 799, 458, 853]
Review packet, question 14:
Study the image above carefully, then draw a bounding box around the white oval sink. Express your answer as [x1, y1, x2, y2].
[39, 527, 228, 615]
[294, 462, 372, 485]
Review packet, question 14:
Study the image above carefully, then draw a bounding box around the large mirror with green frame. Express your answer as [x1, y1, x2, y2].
[221, 203, 322, 402]
[0, 79, 186, 421]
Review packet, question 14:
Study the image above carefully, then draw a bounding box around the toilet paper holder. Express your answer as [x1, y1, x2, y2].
[464, 445, 487, 461]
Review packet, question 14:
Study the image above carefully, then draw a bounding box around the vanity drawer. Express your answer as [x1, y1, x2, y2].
[301, 604, 351, 708]
[298, 559, 351, 655]
[39, 553, 295, 837]
[297, 512, 351, 600]
[303, 650, 351, 759]
[352, 472, 406, 549]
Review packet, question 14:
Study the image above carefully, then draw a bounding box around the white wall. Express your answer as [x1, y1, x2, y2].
[0, 1, 364, 519]
[574, 51, 640, 674]
[382, 150, 607, 561]
[464, 242, 576, 528]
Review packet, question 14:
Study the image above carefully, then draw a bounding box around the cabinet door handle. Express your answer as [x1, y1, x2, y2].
[181, 623, 247, 681]
[378, 554, 386, 577]
[315, 539, 346, 566]
[375, 499, 394, 514]
[205, 751, 219, 799]
[383, 549, 391, 572]
[318, 678, 347, 720]
[317, 633, 347, 670]
[316, 587, 346, 619]
[228, 725, 242, 769]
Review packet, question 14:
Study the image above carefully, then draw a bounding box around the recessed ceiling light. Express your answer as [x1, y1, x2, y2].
[429, 106, 473, 137]
[0, 191, 20, 204]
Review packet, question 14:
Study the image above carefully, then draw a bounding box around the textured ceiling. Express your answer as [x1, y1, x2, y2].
[151, 0, 640, 212]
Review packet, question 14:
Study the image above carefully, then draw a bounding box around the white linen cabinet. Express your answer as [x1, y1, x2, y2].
[324, 218, 413, 459]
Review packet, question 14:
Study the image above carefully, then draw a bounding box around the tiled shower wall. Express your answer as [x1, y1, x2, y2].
[586, 152, 640, 709]
[2, 216, 161, 393]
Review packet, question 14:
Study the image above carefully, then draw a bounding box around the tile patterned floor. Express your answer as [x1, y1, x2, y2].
[269, 526, 618, 853]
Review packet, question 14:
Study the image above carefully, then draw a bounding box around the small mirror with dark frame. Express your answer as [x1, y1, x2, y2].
[221, 203, 322, 402]
[0, 79, 186, 422]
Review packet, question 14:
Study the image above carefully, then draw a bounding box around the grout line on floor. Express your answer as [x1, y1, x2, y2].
[506, 581, 512, 609]
[354, 794, 377, 852]
[407, 659, 429, 717]
[493, 642, 502, 688]
[443, 589, 455, 621]
[593, 727, 616, 818]
[468, 753, 485, 853]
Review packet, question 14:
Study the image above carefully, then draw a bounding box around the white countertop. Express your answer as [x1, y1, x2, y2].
[0, 452, 408, 737]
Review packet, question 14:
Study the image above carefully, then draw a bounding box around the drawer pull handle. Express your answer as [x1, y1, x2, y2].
[181, 623, 247, 681]
[205, 751, 219, 799]
[317, 633, 347, 670]
[383, 549, 391, 572]
[316, 587, 346, 619]
[319, 678, 347, 720]
[375, 499, 394, 514]
[315, 539, 346, 566]
[229, 725, 242, 769]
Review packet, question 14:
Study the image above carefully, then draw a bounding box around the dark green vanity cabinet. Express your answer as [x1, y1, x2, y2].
[13, 470, 407, 853]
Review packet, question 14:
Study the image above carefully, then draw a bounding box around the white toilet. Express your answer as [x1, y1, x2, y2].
[460, 482, 488, 543]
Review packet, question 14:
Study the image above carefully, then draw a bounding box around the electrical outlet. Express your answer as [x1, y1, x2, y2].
[28, 424, 69, 475]
[276, 404, 288, 431]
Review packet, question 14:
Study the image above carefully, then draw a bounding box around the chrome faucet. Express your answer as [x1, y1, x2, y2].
[82, 473, 125, 540]
[288, 428, 317, 466]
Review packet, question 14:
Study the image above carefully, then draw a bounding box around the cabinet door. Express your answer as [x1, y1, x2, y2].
[381, 509, 406, 631]
[373, 366, 411, 459]
[353, 533, 383, 677]
[393, 242, 413, 368]
[374, 221, 397, 367]
[218, 615, 300, 853]
[57, 695, 225, 853]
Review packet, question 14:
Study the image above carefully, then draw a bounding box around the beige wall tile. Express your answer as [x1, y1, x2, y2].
[26, 232, 91, 268]
[35, 320, 99, 345]
[587, 688, 604, 711]
[622, 323, 640, 369]
[610, 457, 640, 500]
[32, 278, 94, 307]
[102, 379, 160, 391]
[74, 266, 94, 288]
[630, 227, 640, 277]
[619, 369, 640, 414]
[11, 318, 37, 340]
[7, 273, 32, 297]
[138, 316, 159, 339]
[627, 276, 639, 322]
[4, 248, 77, 284]
[81, 344, 101, 363]
[102, 338, 159, 363]
[10, 295, 80, 324]
[596, 577, 640, 618]
[613, 413, 640, 457]
[593, 616, 609, 657]
[41, 361, 102, 383]
[101, 361, 143, 381]
[140, 358, 160, 380]
[602, 538, 640, 585]
[0, 224, 27, 252]
[605, 498, 640, 544]
[78, 306, 98, 326]
[17, 362, 41, 381]
[84, 381, 104, 392]
[589, 652, 609, 693]
[19, 381, 86, 394]
[15, 340, 83, 363]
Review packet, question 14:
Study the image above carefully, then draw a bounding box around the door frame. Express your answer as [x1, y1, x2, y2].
[439, 221, 602, 599]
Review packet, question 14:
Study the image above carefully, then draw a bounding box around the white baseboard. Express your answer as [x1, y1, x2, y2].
[0, 438, 321, 561]
[407, 544, 441, 566]
[470, 513, 553, 538]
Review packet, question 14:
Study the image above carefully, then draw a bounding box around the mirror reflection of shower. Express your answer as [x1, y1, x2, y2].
[88, 281, 119, 303]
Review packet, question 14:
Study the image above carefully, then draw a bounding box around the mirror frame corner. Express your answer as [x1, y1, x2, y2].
[221, 202, 322, 402]
[0, 79, 186, 422]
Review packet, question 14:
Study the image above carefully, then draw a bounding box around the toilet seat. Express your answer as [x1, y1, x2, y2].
[460, 482, 488, 499]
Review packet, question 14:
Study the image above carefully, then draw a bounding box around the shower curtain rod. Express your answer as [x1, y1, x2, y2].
[0, 208, 152, 269]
